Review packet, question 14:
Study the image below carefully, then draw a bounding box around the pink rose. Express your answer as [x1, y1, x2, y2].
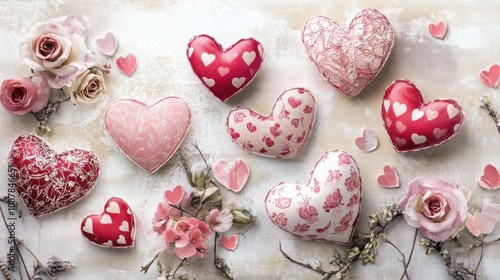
[20, 15, 95, 89]
[0, 75, 50, 115]
[398, 177, 469, 241]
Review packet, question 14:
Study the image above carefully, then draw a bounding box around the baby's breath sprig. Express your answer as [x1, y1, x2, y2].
[480, 95, 500, 134]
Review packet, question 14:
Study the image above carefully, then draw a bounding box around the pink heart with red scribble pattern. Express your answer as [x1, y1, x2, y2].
[226, 88, 316, 159]
[265, 150, 362, 244]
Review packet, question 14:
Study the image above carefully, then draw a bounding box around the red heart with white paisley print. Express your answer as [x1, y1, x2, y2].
[381, 80, 465, 153]
[8, 134, 100, 217]
[226, 88, 316, 159]
[187, 34, 264, 102]
[81, 197, 136, 248]
[265, 150, 362, 244]
[302, 9, 394, 98]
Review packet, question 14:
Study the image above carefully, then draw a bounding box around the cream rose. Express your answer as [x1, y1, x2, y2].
[398, 177, 469, 241]
[63, 68, 105, 104]
[20, 15, 95, 89]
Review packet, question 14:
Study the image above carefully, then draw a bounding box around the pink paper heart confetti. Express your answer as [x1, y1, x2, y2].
[466, 203, 500, 237]
[355, 129, 378, 152]
[116, 53, 137, 76]
[480, 64, 500, 88]
[478, 164, 500, 190]
[213, 158, 250, 193]
[428, 20, 447, 39]
[221, 235, 238, 251]
[377, 165, 400, 189]
[164, 185, 185, 204]
[96, 32, 118, 56]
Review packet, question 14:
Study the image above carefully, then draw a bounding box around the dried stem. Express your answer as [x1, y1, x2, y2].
[169, 204, 196, 218]
[480, 95, 500, 134]
[384, 240, 408, 280]
[213, 232, 234, 280]
[399, 228, 418, 280]
[31, 95, 71, 135]
[0, 204, 30, 279]
[170, 258, 186, 279]
[15, 238, 54, 280]
[279, 241, 337, 279]
[192, 144, 210, 172]
[474, 235, 486, 280]
[140, 253, 159, 273]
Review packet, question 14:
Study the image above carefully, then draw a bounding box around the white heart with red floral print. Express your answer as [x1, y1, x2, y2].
[265, 150, 362, 244]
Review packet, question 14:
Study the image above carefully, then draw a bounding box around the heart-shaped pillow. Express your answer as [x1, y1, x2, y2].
[8, 134, 100, 217]
[104, 97, 191, 173]
[302, 9, 394, 98]
[381, 80, 465, 153]
[265, 150, 362, 244]
[81, 197, 136, 248]
[226, 88, 316, 159]
[187, 34, 264, 102]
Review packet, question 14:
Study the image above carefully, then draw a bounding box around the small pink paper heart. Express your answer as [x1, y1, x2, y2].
[355, 129, 378, 152]
[116, 54, 137, 76]
[213, 158, 250, 193]
[480, 64, 500, 88]
[96, 32, 118, 56]
[164, 185, 185, 204]
[377, 165, 399, 188]
[428, 20, 447, 39]
[221, 235, 238, 251]
[466, 203, 500, 237]
[478, 164, 500, 190]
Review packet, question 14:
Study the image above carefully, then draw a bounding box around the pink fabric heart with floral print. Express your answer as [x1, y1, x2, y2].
[226, 88, 316, 159]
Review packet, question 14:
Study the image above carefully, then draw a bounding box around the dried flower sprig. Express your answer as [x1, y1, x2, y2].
[1, 194, 74, 280]
[280, 203, 403, 280]
[480, 95, 500, 134]
[142, 145, 255, 280]
[0, 257, 15, 280]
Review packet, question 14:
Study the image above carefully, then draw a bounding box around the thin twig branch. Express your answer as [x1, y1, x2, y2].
[474, 235, 486, 280]
[140, 253, 159, 273]
[480, 95, 500, 134]
[279, 241, 337, 279]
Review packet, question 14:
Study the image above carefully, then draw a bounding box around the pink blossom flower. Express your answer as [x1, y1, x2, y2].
[20, 15, 95, 88]
[398, 177, 469, 242]
[152, 200, 181, 233]
[0, 75, 50, 115]
[164, 217, 211, 259]
[205, 209, 233, 233]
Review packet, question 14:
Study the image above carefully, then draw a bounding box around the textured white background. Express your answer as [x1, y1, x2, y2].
[1, 1, 500, 279]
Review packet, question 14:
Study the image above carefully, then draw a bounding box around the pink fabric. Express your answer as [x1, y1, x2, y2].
[302, 9, 394, 98]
